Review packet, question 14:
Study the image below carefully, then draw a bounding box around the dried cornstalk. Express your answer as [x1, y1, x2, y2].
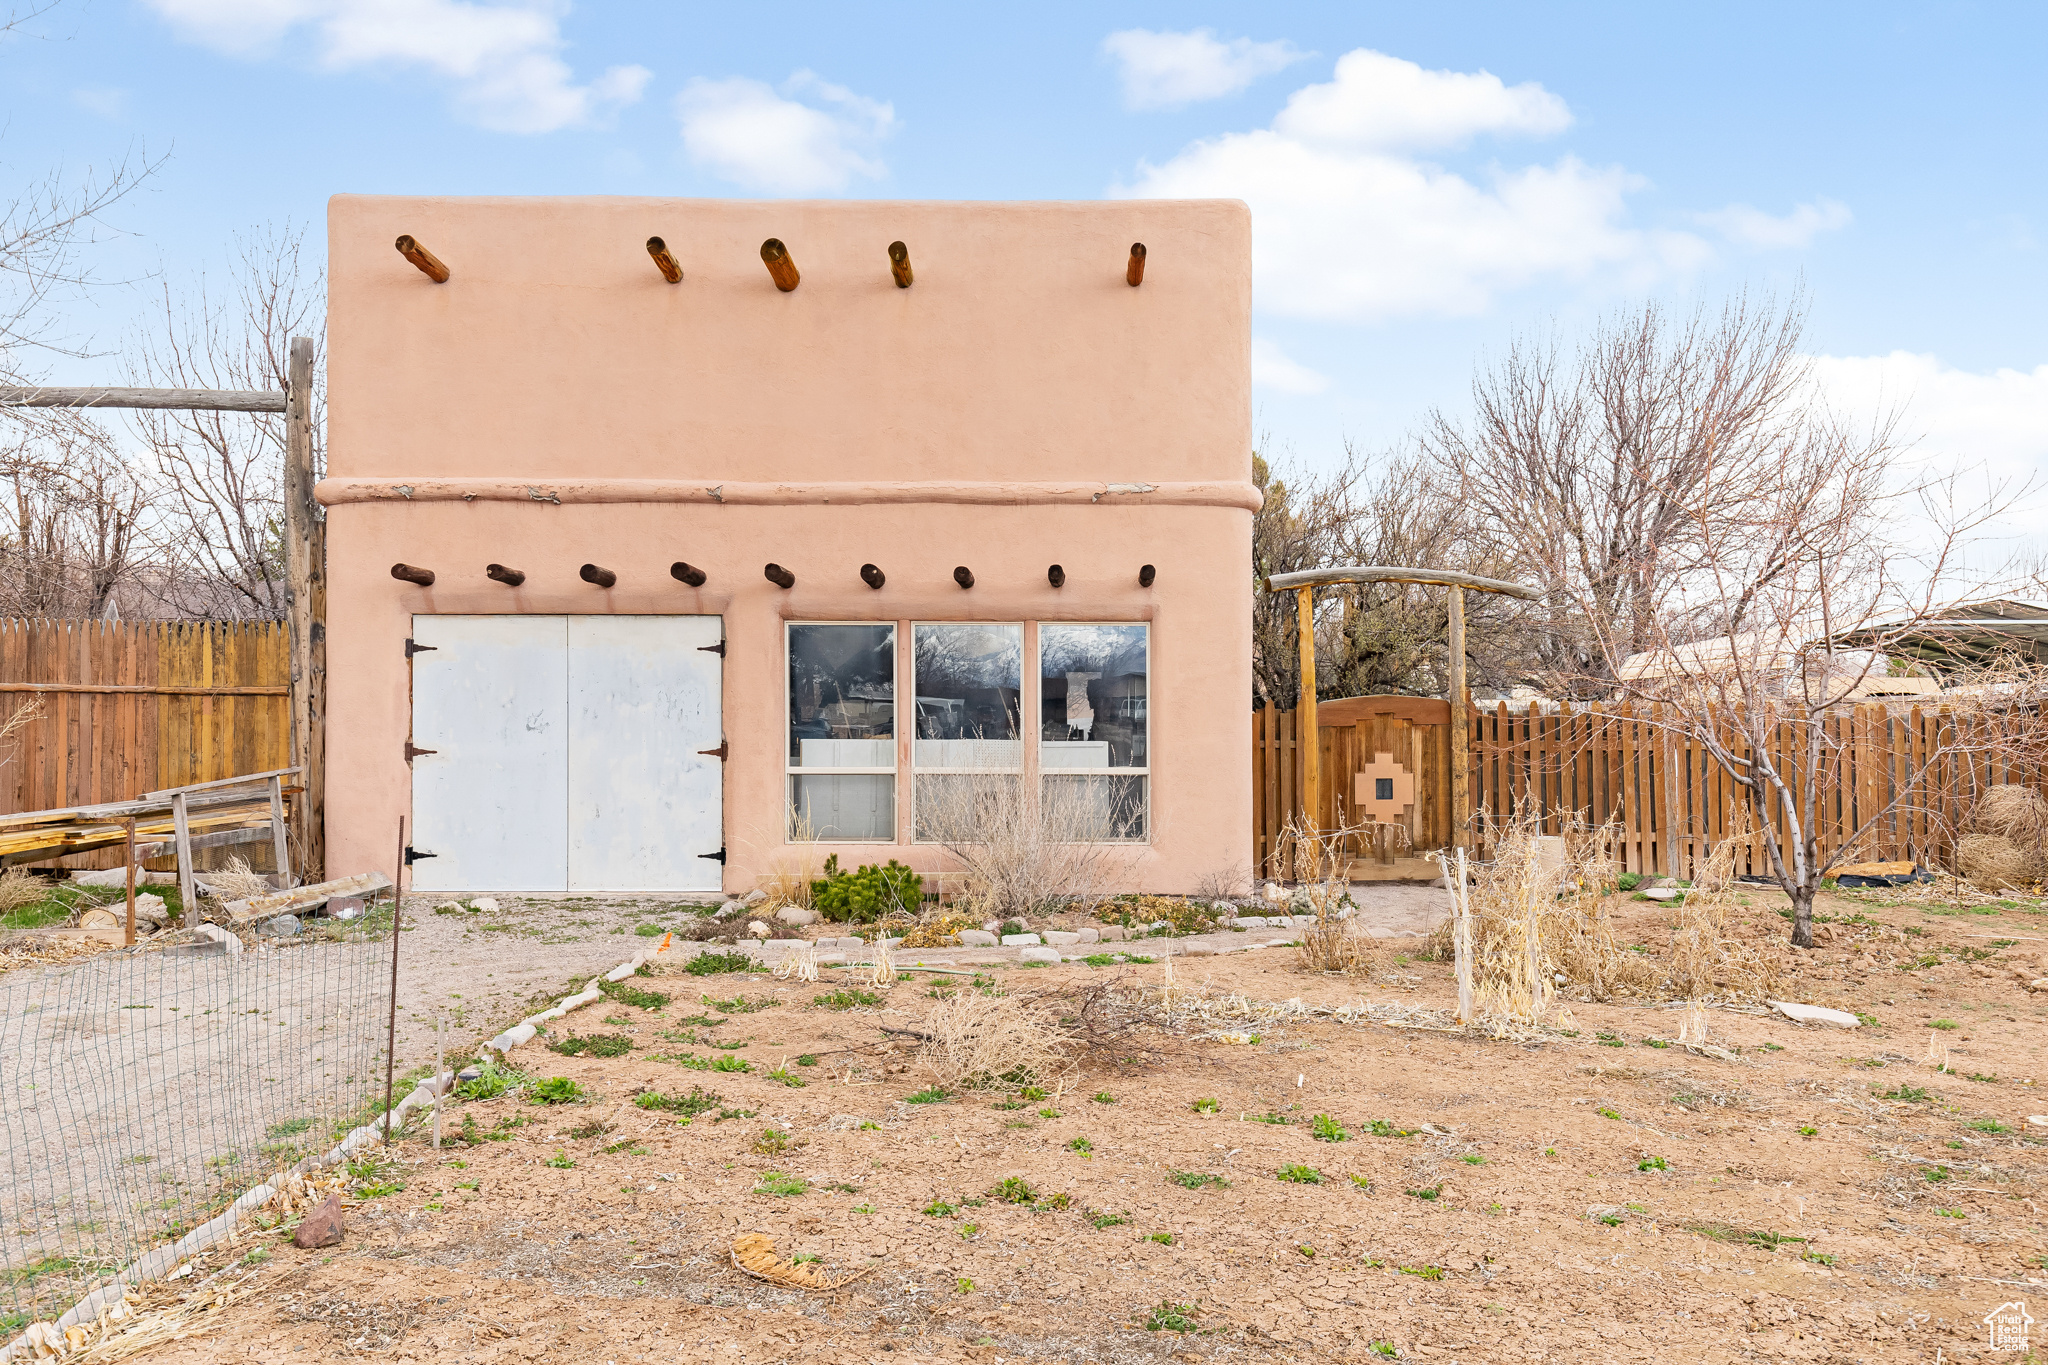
[773, 940, 819, 983]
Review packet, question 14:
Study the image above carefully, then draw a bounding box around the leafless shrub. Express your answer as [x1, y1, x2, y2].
[915, 773, 1136, 923]
[1192, 863, 1251, 902]
[916, 990, 1075, 1092]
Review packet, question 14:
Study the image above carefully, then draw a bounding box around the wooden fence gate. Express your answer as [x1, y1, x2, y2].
[0, 619, 292, 871]
[1252, 696, 1452, 879]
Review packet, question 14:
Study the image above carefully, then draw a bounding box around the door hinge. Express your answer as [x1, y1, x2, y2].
[698, 640, 726, 657]
[404, 846, 438, 865]
[405, 638, 438, 658]
[404, 742, 438, 762]
[697, 739, 728, 761]
[697, 847, 727, 863]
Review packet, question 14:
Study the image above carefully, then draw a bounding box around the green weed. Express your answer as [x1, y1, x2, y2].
[547, 1032, 633, 1057]
[531, 1077, 585, 1105]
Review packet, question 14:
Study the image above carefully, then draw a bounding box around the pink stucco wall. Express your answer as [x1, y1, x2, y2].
[321, 195, 1255, 894]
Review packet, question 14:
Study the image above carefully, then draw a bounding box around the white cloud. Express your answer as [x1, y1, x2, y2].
[142, 0, 647, 133]
[1702, 198, 1852, 250]
[1115, 51, 1711, 322]
[1101, 27, 1306, 110]
[1812, 351, 2048, 487]
[1812, 351, 2048, 566]
[675, 70, 895, 195]
[1251, 338, 1329, 395]
[1270, 48, 1569, 150]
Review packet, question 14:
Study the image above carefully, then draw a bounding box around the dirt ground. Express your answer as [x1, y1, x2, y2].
[124, 885, 2046, 1364]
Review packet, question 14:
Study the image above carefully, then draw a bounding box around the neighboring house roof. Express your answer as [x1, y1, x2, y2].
[1835, 599, 2048, 669]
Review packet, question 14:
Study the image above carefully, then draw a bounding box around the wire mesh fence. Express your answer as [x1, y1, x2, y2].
[0, 914, 391, 1334]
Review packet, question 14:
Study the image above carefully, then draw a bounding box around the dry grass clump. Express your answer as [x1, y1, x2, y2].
[0, 865, 45, 914]
[754, 807, 823, 911]
[1271, 814, 1381, 976]
[201, 855, 272, 903]
[916, 989, 1075, 1092]
[1453, 815, 1666, 1023]
[1955, 785, 2048, 889]
[1297, 917, 1378, 975]
[1955, 834, 2036, 890]
[1664, 830, 1779, 1003]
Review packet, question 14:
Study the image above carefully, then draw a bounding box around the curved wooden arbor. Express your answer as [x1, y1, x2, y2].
[1260, 566, 1537, 854]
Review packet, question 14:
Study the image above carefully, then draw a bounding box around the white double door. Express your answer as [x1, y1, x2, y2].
[410, 615, 724, 893]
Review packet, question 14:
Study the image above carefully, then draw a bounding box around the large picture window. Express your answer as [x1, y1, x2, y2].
[912, 623, 1023, 841]
[787, 623, 895, 840]
[1039, 623, 1148, 840]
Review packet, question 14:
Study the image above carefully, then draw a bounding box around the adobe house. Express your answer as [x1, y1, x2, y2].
[319, 196, 1256, 896]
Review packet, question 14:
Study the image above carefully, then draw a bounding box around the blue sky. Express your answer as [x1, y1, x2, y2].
[8, 0, 2047, 541]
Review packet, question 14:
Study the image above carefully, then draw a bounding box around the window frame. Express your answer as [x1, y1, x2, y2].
[909, 620, 1027, 844]
[1036, 620, 1151, 844]
[784, 620, 899, 843]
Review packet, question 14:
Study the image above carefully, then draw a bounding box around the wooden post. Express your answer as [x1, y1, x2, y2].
[1453, 848, 1473, 1023]
[1296, 585, 1318, 835]
[285, 336, 325, 881]
[123, 819, 136, 947]
[171, 791, 195, 923]
[1447, 584, 1469, 852]
[268, 774, 291, 890]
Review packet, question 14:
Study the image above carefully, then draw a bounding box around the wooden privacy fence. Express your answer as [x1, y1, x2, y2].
[1470, 700, 2046, 880]
[1255, 695, 2047, 882]
[0, 619, 292, 870]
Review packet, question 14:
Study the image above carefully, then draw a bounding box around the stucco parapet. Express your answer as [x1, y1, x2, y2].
[315, 478, 1263, 513]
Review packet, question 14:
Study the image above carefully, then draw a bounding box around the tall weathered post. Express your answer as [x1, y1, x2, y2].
[1446, 584, 1468, 852]
[285, 336, 325, 880]
[1296, 585, 1318, 844]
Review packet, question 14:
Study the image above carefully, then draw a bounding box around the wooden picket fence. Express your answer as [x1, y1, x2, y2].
[1471, 700, 2046, 879]
[1256, 696, 2048, 881]
[0, 619, 292, 869]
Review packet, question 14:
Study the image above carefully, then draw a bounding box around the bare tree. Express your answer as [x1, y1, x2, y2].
[1252, 445, 1507, 707]
[1, 0, 158, 376]
[1567, 446, 2010, 946]
[0, 413, 151, 616]
[127, 226, 323, 620]
[1424, 295, 1826, 693]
